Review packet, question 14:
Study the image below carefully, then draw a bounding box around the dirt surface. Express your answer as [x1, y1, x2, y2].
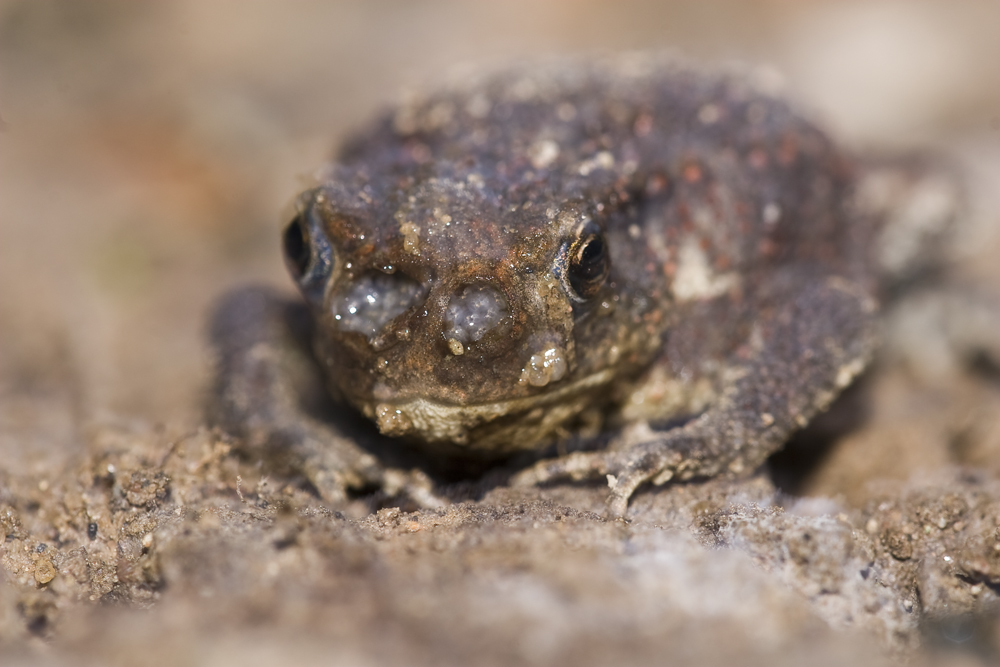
[3, 2, 1000, 665]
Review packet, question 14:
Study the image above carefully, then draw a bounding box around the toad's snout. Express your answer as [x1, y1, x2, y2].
[328, 267, 514, 356]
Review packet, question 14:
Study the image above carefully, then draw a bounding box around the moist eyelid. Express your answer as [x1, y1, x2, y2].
[443, 284, 509, 346]
[333, 271, 426, 339]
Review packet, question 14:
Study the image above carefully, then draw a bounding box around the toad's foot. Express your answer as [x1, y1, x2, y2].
[294, 430, 445, 508]
[512, 423, 724, 518]
[209, 287, 446, 510]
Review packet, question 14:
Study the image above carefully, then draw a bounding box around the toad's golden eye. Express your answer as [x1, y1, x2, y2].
[567, 232, 610, 300]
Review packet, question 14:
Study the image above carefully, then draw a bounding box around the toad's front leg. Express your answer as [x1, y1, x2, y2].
[208, 287, 444, 509]
[514, 269, 878, 518]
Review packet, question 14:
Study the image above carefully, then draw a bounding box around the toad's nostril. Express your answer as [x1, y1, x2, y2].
[334, 272, 425, 339]
[444, 285, 508, 351]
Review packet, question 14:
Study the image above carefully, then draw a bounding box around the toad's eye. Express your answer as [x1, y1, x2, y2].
[282, 211, 334, 304]
[566, 231, 610, 300]
[283, 215, 311, 278]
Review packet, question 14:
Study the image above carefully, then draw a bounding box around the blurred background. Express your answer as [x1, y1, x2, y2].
[1, 0, 998, 474]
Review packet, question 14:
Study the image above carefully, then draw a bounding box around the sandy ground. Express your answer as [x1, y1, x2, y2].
[2, 2, 1000, 665]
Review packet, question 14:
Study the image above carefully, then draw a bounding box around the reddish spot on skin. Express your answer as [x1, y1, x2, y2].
[644, 309, 664, 324]
[715, 255, 732, 271]
[748, 148, 768, 170]
[677, 207, 695, 233]
[779, 133, 799, 165]
[758, 238, 778, 257]
[645, 173, 669, 195]
[634, 112, 654, 137]
[664, 262, 677, 277]
[683, 163, 703, 183]
[406, 141, 432, 164]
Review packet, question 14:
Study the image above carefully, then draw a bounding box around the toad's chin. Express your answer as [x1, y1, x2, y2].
[351, 368, 618, 457]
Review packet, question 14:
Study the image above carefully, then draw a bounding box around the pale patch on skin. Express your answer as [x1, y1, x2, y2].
[644, 219, 674, 267]
[835, 357, 868, 390]
[618, 363, 717, 423]
[528, 139, 560, 170]
[369, 368, 618, 450]
[519, 346, 569, 387]
[671, 235, 740, 301]
[400, 222, 421, 255]
[577, 151, 615, 176]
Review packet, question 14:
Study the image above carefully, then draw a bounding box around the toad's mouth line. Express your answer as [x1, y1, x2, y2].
[359, 368, 619, 445]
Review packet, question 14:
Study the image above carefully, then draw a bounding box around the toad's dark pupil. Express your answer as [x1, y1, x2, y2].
[578, 236, 605, 272]
[283, 216, 311, 279]
[568, 234, 609, 298]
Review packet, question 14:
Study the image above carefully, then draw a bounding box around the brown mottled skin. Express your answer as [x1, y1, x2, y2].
[210, 56, 880, 517]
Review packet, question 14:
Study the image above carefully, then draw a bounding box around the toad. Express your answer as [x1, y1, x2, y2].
[209, 55, 952, 517]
